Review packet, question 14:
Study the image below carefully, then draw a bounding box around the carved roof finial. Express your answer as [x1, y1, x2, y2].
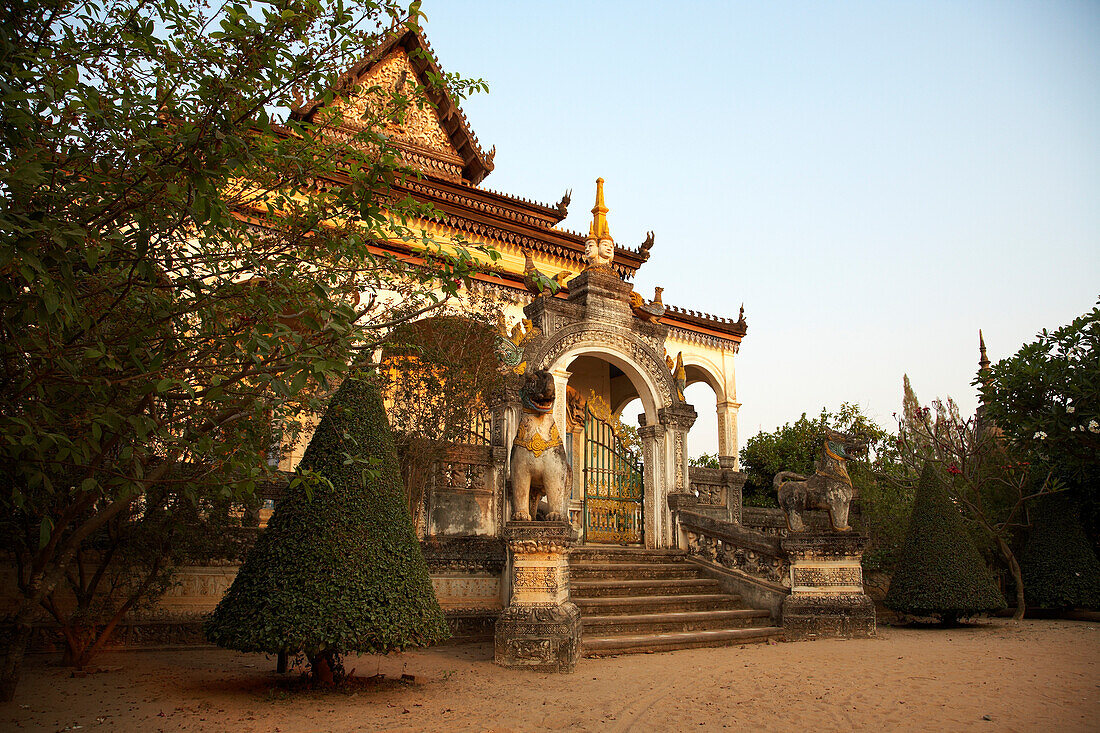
[588, 177, 611, 240]
[979, 329, 990, 373]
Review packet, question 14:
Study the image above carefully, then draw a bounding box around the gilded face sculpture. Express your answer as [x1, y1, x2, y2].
[584, 238, 614, 268]
[598, 238, 614, 265]
[584, 238, 600, 267]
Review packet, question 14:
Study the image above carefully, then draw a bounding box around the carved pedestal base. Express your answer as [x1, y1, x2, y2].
[781, 533, 876, 641]
[494, 602, 581, 672]
[494, 522, 580, 673]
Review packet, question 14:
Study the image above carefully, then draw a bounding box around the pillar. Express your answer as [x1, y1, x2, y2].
[781, 533, 876, 640]
[494, 522, 581, 672]
[716, 400, 741, 469]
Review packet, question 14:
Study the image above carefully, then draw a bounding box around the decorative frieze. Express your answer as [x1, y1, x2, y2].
[780, 532, 875, 640]
[495, 522, 580, 672]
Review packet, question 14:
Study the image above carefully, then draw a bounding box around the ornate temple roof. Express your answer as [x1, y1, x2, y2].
[292, 21, 496, 185]
[286, 21, 745, 346]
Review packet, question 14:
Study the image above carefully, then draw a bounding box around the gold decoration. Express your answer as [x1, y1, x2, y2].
[513, 421, 562, 457]
[339, 49, 458, 155]
[588, 177, 611, 240]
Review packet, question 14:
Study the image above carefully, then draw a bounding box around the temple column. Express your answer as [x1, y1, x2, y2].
[716, 400, 741, 469]
[638, 422, 667, 548]
[656, 405, 697, 548]
[549, 367, 584, 532]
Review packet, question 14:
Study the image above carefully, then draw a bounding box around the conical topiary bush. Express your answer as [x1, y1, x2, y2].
[205, 372, 449, 679]
[885, 462, 1005, 623]
[1021, 493, 1100, 610]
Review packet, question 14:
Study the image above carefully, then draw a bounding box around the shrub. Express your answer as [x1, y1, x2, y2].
[885, 463, 1005, 623]
[1021, 494, 1100, 610]
[205, 373, 449, 680]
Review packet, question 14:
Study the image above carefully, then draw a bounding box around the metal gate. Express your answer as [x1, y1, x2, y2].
[583, 408, 644, 544]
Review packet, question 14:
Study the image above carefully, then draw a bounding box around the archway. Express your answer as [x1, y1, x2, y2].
[563, 355, 647, 545]
[539, 342, 677, 547]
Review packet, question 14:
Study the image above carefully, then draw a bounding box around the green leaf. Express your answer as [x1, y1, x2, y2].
[38, 516, 54, 550]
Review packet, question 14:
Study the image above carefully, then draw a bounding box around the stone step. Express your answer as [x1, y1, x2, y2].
[569, 562, 699, 580]
[582, 626, 782, 656]
[571, 578, 721, 598]
[568, 547, 688, 564]
[581, 608, 773, 635]
[573, 593, 743, 616]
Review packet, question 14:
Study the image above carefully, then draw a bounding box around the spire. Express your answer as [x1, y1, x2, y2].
[978, 329, 990, 373]
[588, 177, 611, 240]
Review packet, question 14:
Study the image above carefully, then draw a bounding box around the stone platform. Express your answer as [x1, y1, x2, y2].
[494, 522, 580, 672]
[781, 532, 875, 640]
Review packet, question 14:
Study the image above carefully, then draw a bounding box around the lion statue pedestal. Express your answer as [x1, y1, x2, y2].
[780, 533, 875, 641]
[494, 522, 581, 673]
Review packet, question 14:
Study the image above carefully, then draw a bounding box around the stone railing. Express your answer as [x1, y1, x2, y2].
[686, 464, 745, 523]
[741, 505, 862, 538]
[678, 510, 790, 588]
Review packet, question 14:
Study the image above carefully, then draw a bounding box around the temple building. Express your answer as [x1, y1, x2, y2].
[276, 23, 749, 549]
[168, 22, 871, 654]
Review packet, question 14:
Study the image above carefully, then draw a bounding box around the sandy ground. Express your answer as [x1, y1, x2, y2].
[1, 619, 1097, 732]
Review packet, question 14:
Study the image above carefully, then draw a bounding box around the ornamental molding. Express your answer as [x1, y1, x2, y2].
[533, 323, 677, 409]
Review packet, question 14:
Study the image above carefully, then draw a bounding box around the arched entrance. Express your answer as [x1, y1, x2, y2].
[538, 340, 683, 547]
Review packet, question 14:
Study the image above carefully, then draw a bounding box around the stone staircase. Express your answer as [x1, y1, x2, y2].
[569, 546, 782, 656]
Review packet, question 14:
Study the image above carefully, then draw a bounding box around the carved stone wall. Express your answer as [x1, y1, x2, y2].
[425, 444, 500, 537]
[687, 465, 745, 524]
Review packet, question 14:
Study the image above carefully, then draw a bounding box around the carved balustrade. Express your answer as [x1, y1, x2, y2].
[678, 510, 790, 588]
[686, 465, 744, 523]
[740, 505, 862, 539]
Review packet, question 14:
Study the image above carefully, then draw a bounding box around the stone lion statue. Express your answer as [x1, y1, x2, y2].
[510, 369, 571, 521]
[774, 429, 867, 532]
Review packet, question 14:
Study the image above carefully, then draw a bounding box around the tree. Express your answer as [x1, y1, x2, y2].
[380, 305, 505, 525]
[978, 302, 1100, 536]
[204, 372, 449, 682]
[0, 0, 490, 699]
[1020, 494, 1100, 610]
[894, 377, 1058, 619]
[885, 463, 1005, 624]
[23, 488, 253, 669]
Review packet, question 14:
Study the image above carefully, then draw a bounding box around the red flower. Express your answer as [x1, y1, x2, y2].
[946, 464, 962, 476]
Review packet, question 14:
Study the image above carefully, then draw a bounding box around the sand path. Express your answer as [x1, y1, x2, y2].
[2, 619, 1097, 732]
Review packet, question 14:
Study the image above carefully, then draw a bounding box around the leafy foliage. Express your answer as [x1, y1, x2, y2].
[894, 376, 1059, 618]
[0, 0, 489, 699]
[738, 405, 907, 569]
[885, 463, 1005, 622]
[205, 373, 449, 672]
[381, 308, 504, 524]
[978, 302, 1100, 534]
[1020, 494, 1100, 610]
[689, 453, 721, 469]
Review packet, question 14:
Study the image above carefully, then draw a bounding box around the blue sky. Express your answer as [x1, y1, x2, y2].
[418, 1, 1100, 455]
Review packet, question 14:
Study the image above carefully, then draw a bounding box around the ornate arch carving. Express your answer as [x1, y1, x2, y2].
[530, 323, 679, 410]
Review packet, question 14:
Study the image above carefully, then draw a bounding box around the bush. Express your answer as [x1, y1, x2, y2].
[885, 463, 1005, 622]
[205, 372, 449, 678]
[1021, 494, 1100, 610]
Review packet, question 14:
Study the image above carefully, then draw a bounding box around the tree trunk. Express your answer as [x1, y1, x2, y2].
[0, 619, 33, 702]
[995, 536, 1026, 621]
[60, 623, 95, 669]
[310, 650, 334, 685]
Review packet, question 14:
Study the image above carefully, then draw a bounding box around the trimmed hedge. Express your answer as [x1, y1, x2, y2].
[205, 373, 449, 658]
[1021, 494, 1100, 610]
[885, 462, 1005, 621]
